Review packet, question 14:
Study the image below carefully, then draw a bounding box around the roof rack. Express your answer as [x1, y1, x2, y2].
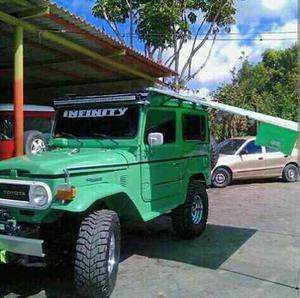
[147, 87, 204, 105]
[54, 92, 149, 106]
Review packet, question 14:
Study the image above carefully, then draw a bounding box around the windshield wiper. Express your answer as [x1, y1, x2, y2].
[58, 132, 83, 152]
[92, 133, 119, 145]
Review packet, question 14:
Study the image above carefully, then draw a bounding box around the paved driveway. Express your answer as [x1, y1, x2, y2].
[1, 180, 300, 298]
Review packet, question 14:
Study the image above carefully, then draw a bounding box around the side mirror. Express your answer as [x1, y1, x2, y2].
[239, 149, 248, 155]
[148, 132, 164, 146]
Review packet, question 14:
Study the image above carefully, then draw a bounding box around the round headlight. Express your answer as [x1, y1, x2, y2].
[30, 185, 49, 207]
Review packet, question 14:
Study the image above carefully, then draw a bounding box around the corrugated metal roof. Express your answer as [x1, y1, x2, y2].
[0, 0, 176, 102]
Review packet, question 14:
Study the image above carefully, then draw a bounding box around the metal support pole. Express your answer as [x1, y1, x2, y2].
[14, 26, 24, 156]
[129, 0, 133, 48]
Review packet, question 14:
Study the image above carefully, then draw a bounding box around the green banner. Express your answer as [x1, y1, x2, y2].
[256, 122, 299, 155]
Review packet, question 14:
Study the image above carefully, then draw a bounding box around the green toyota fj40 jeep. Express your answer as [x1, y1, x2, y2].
[0, 88, 212, 297]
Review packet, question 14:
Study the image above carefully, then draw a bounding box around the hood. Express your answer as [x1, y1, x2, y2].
[0, 148, 130, 176]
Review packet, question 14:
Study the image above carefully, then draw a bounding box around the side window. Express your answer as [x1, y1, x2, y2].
[182, 114, 206, 141]
[144, 110, 176, 144]
[266, 147, 279, 153]
[243, 141, 262, 154]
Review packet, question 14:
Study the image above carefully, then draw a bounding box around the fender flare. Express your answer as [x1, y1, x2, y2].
[51, 183, 129, 213]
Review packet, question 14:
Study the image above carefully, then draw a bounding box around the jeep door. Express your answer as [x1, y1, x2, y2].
[141, 108, 183, 203]
[180, 112, 210, 181]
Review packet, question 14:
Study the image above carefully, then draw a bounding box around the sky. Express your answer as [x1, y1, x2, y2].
[54, 0, 297, 97]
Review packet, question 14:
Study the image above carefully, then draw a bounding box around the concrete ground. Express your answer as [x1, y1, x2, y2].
[1, 179, 300, 298]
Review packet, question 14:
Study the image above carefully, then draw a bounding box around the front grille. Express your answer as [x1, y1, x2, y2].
[0, 183, 30, 202]
[0, 170, 10, 177]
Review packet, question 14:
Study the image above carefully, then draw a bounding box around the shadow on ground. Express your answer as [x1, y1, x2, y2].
[121, 216, 257, 269]
[0, 217, 256, 297]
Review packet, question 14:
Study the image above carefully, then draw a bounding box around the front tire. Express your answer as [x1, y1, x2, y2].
[172, 181, 208, 239]
[212, 167, 232, 188]
[74, 210, 120, 298]
[282, 164, 299, 182]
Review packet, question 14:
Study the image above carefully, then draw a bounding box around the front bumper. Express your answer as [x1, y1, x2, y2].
[0, 234, 44, 257]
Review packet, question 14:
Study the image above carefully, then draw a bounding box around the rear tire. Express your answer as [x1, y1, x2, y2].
[282, 164, 299, 182]
[210, 136, 219, 169]
[74, 210, 120, 298]
[212, 167, 232, 188]
[172, 181, 208, 239]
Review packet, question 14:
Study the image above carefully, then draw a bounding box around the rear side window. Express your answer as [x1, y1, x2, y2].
[145, 110, 176, 144]
[182, 114, 206, 141]
[266, 147, 279, 153]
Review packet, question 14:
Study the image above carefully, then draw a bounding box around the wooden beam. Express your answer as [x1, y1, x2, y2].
[0, 49, 126, 72]
[0, 27, 119, 77]
[24, 77, 135, 91]
[19, 7, 50, 20]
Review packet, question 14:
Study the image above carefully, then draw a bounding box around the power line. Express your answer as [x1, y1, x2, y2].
[219, 31, 297, 35]
[125, 31, 297, 37]
[128, 36, 297, 41]
[208, 38, 297, 41]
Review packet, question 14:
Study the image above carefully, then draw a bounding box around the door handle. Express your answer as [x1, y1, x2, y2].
[258, 157, 264, 160]
[172, 162, 179, 166]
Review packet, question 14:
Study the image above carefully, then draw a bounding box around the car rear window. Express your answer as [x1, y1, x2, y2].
[266, 147, 279, 153]
[25, 117, 52, 133]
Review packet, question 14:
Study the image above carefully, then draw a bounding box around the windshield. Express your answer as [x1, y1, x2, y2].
[218, 139, 246, 155]
[54, 106, 140, 139]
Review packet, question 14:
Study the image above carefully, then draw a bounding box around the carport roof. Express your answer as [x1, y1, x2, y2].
[0, 0, 176, 101]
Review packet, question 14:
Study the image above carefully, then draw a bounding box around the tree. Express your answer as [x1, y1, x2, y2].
[212, 44, 298, 140]
[92, 0, 236, 87]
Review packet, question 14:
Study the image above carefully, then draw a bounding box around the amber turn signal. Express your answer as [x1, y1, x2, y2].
[57, 185, 77, 201]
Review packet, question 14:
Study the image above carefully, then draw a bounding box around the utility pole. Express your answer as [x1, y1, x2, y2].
[129, 0, 133, 48]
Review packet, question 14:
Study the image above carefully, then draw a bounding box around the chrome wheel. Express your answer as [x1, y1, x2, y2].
[191, 195, 203, 225]
[108, 233, 116, 276]
[215, 173, 226, 184]
[287, 168, 296, 179]
[30, 138, 46, 154]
